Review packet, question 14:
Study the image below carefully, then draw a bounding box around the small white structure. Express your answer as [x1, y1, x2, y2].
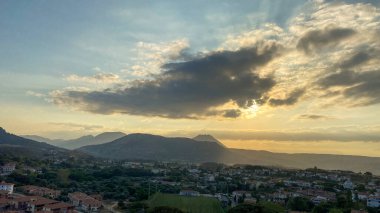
[1, 163, 16, 174]
[367, 196, 380, 208]
[207, 175, 215, 182]
[312, 196, 328, 205]
[343, 180, 354, 190]
[0, 181, 14, 194]
[179, 190, 200, 196]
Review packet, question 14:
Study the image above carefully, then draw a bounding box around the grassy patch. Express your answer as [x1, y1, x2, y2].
[148, 193, 224, 213]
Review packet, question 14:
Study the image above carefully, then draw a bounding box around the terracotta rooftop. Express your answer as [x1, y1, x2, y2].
[30, 197, 58, 206]
[44, 202, 73, 209]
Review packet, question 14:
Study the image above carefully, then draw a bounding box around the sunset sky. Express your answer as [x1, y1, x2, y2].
[1, 0, 380, 156]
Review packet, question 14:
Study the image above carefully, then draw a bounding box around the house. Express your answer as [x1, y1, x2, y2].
[179, 190, 200, 197]
[216, 194, 229, 207]
[232, 191, 251, 203]
[42, 202, 75, 213]
[244, 197, 257, 204]
[312, 196, 328, 205]
[0, 197, 10, 211]
[207, 175, 215, 182]
[367, 196, 380, 208]
[81, 198, 102, 212]
[27, 197, 59, 212]
[1, 163, 16, 174]
[0, 182, 14, 194]
[68, 192, 102, 212]
[21, 185, 61, 199]
[232, 191, 248, 198]
[356, 192, 370, 201]
[9, 196, 38, 210]
[343, 180, 354, 190]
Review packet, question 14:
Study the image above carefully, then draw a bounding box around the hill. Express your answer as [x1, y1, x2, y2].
[21, 135, 64, 145]
[23, 132, 126, 149]
[232, 149, 380, 174]
[78, 133, 380, 174]
[148, 193, 224, 213]
[0, 127, 89, 160]
[0, 127, 59, 158]
[78, 133, 236, 162]
[193, 134, 226, 147]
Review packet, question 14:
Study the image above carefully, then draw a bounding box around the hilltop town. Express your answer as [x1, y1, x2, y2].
[1, 155, 379, 213]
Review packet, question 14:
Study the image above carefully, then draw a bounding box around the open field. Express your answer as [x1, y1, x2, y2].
[148, 193, 224, 213]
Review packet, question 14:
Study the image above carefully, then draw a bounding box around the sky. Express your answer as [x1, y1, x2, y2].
[1, 0, 380, 157]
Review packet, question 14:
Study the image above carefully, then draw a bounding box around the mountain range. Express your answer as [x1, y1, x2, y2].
[23, 132, 126, 149]
[78, 133, 380, 174]
[2, 127, 380, 174]
[0, 127, 86, 159]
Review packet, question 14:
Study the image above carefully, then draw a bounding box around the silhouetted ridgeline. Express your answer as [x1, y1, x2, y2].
[1, 127, 380, 174]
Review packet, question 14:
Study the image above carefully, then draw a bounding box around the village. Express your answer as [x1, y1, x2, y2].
[0, 158, 380, 213]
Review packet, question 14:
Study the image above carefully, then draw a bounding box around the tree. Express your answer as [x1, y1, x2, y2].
[117, 200, 126, 210]
[312, 202, 334, 213]
[287, 197, 314, 212]
[329, 208, 343, 213]
[228, 204, 258, 213]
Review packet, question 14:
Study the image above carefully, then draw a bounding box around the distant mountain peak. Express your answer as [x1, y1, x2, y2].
[22, 131, 127, 150]
[77, 135, 95, 140]
[95, 132, 126, 139]
[0, 127, 6, 134]
[193, 134, 226, 147]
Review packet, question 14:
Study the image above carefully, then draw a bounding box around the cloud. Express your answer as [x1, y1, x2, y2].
[48, 122, 103, 131]
[51, 43, 281, 118]
[49, 1, 380, 118]
[268, 88, 305, 107]
[66, 73, 120, 83]
[317, 69, 380, 106]
[203, 128, 380, 142]
[338, 51, 372, 69]
[297, 114, 335, 120]
[124, 39, 190, 77]
[222, 109, 242, 118]
[26, 90, 46, 98]
[296, 27, 356, 54]
[317, 44, 380, 107]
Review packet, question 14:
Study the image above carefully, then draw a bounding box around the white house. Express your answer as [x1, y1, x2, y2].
[312, 196, 328, 205]
[0, 181, 14, 194]
[367, 196, 380, 208]
[1, 163, 16, 174]
[179, 190, 200, 197]
[343, 180, 354, 190]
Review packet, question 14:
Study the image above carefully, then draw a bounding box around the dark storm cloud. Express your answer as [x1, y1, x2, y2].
[268, 88, 305, 107]
[318, 69, 380, 106]
[297, 27, 356, 53]
[53, 44, 281, 118]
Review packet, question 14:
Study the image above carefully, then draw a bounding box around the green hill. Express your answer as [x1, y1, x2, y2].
[148, 193, 224, 213]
